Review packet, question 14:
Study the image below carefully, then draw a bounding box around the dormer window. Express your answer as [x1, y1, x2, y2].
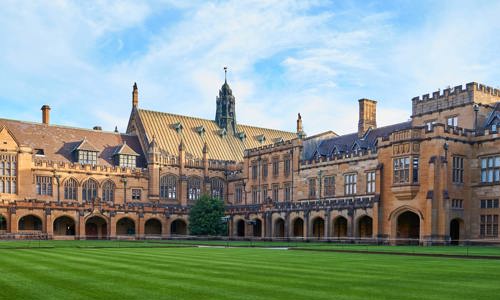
[73, 138, 99, 165]
[492, 123, 498, 132]
[273, 137, 284, 144]
[118, 155, 136, 168]
[196, 126, 206, 137]
[78, 150, 98, 165]
[218, 128, 227, 138]
[34, 149, 45, 156]
[237, 132, 246, 141]
[113, 142, 140, 168]
[173, 122, 183, 133]
[256, 134, 266, 144]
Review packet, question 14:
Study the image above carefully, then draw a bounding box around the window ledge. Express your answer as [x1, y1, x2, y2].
[391, 184, 420, 201]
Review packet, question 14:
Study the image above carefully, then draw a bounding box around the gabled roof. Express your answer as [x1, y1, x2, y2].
[73, 138, 99, 152]
[113, 142, 140, 156]
[134, 109, 296, 161]
[0, 118, 146, 167]
[484, 102, 500, 127]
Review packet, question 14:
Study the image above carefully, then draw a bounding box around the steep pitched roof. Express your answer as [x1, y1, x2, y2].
[0, 118, 146, 167]
[135, 109, 297, 161]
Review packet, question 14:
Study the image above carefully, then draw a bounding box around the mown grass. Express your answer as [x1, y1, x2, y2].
[2, 239, 500, 257]
[0, 245, 499, 299]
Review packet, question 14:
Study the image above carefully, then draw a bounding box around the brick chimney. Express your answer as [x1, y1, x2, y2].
[358, 99, 377, 138]
[41, 105, 51, 125]
[132, 82, 138, 108]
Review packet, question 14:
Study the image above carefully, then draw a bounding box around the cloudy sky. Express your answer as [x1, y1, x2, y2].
[1, 0, 499, 135]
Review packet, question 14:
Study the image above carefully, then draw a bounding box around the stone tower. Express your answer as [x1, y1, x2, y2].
[215, 68, 237, 134]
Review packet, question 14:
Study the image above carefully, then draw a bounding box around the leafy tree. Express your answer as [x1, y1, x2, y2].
[188, 194, 227, 236]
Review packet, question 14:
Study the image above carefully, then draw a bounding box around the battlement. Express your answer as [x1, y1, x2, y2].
[412, 82, 500, 116]
[300, 148, 377, 168]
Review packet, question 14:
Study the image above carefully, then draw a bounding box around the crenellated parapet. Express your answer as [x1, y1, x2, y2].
[300, 148, 378, 168]
[33, 159, 148, 177]
[412, 82, 500, 117]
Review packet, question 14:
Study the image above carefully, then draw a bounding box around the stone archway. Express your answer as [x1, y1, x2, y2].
[145, 219, 162, 235]
[292, 218, 304, 237]
[53, 216, 75, 236]
[333, 216, 348, 238]
[85, 216, 108, 239]
[236, 220, 245, 237]
[357, 216, 373, 238]
[0, 215, 7, 231]
[274, 218, 285, 238]
[116, 217, 136, 236]
[252, 219, 262, 237]
[450, 218, 464, 245]
[170, 219, 187, 235]
[312, 217, 325, 239]
[397, 211, 420, 244]
[18, 215, 43, 231]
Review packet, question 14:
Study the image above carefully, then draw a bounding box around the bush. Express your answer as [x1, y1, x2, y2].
[188, 194, 227, 236]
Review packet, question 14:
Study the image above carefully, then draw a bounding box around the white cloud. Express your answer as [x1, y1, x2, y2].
[0, 0, 498, 136]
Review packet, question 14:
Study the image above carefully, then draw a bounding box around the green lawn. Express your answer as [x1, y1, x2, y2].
[0, 245, 499, 299]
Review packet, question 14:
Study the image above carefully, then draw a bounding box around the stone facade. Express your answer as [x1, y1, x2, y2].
[0, 80, 499, 243]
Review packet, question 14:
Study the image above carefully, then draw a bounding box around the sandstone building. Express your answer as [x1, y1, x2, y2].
[1, 78, 499, 243]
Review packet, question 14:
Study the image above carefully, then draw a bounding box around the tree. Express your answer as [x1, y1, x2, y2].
[188, 194, 227, 236]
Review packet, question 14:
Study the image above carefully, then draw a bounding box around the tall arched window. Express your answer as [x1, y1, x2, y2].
[211, 178, 224, 201]
[160, 175, 177, 200]
[102, 180, 115, 202]
[64, 178, 78, 200]
[188, 177, 201, 201]
[82, 179, 98, 202]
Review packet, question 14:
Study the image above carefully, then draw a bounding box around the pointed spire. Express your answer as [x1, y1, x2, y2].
[148, 135, 158, 154]
[114, 126, 119, 133]
[224, 66, 227, 83]
[297, 112, 306, 139]
[132, 82, 139, 108]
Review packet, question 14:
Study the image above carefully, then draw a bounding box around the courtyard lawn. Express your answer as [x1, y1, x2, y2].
[0, 246, 499, 299]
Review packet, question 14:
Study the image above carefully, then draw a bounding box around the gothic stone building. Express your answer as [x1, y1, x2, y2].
[0, 80, 499, 242]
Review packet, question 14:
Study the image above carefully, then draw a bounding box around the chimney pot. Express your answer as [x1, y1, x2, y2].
[358, 99, 377, 138]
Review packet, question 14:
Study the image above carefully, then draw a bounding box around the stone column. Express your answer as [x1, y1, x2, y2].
[325, 210, 331, 239]
[109, 214, 117, 238]
[45, 209, 53, 238]
[78, 211, 85, 239]
[304, 210, 310, 239]
[284, 212, 290, 239]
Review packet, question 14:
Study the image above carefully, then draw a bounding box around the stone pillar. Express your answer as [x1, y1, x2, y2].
[179, 176, 188, 206]
[265, 212, 272, 238]
[137, 214, 145, 239]
[9, 208, 17, 234]
[284, 212, 290, 239]
[347, 209, 354, 238]
[109, 214, 117, 238]
[45, 209, 53, 238]
[78, 212, 85, 239]
[162, 216, 170, 238]
[325, 210, 331, 239]
[372, 201, 379, 238]
[304, 210, 310, 239]
[147, 137, 160, 201]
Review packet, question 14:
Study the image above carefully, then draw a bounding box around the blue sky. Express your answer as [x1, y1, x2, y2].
[0, 0, 499, 135]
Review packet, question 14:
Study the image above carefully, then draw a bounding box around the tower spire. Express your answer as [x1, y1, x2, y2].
[224, 66, 227, 83]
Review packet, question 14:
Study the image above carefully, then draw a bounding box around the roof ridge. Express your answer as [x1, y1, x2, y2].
[0, 117, 136, 136]
[138, 108, 295, 134]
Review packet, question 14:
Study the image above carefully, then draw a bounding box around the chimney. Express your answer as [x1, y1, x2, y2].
[297, 113, 303, 133]
[132, 82, 138, 108]
[93, 126, 102, 131]
[358, 99, 377, 138]
[41, 105, 51, 125]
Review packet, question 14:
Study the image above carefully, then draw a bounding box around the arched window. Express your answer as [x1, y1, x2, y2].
[211, 178, 224, 200]
[188, 177, 201, 201]
[102, 180, 115, 202]
[82, 179, 98, 202]
[64, 178, 78, 200]
[160, 175, 177, 200]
